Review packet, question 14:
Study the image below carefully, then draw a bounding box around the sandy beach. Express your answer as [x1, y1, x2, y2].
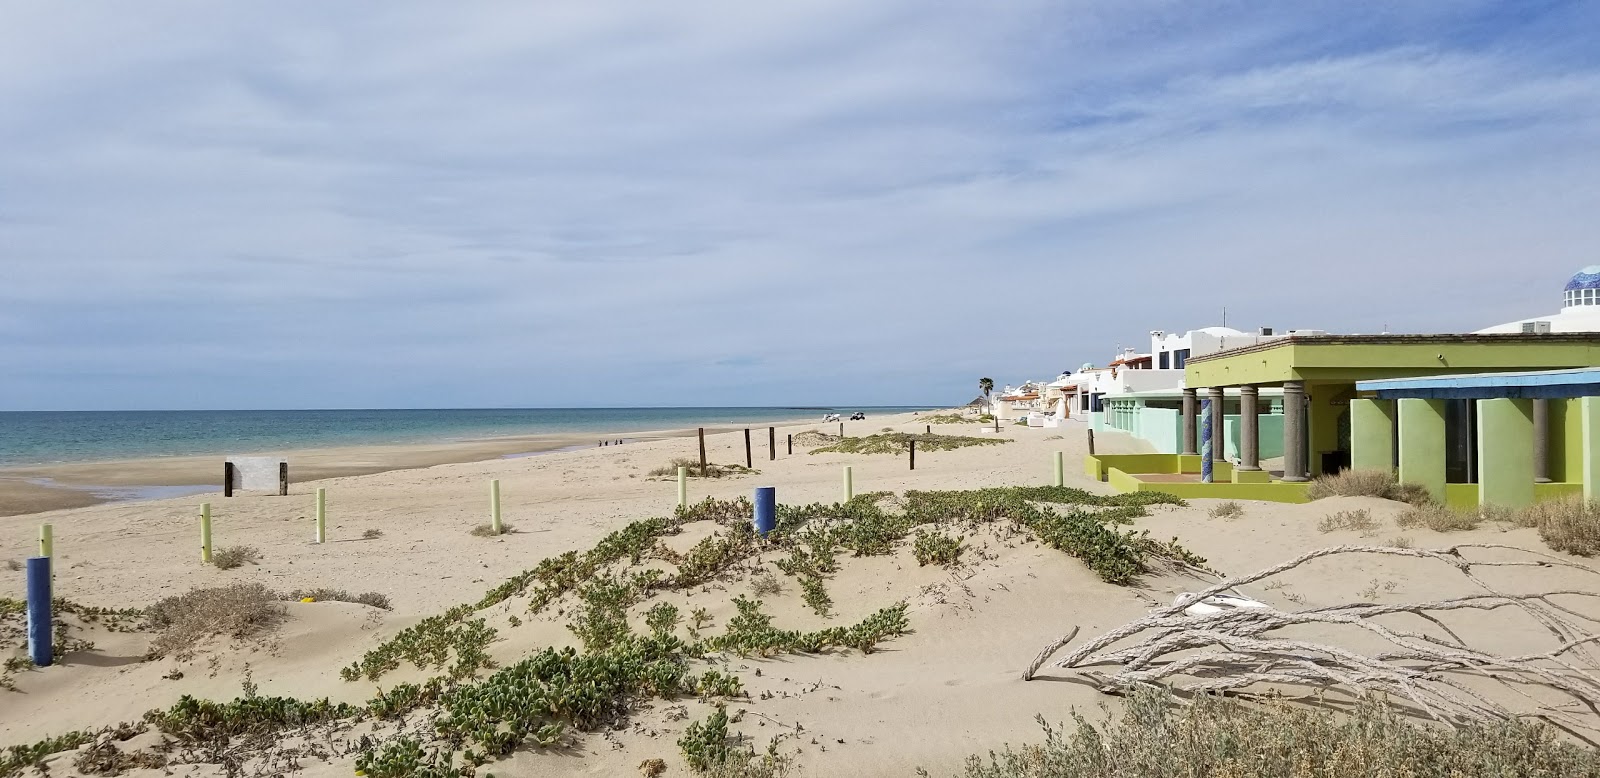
[3, 412, 1599, 776]
[0, 421, 795, 518]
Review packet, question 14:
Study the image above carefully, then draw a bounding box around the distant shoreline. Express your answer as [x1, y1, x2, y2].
[0, 408, 938, 517]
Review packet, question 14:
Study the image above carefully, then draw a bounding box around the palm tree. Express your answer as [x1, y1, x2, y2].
[978, 377, 994, 413]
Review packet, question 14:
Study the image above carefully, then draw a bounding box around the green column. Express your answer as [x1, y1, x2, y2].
[1397, 398, 1446, 500]
[1350, 398, 1396, 473]
[1477, 398, 1534, 510]
[1581, 397, 1600, 501]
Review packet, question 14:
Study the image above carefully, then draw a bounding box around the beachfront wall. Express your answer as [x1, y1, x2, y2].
[1095, 336, 1600, 507]
[1096, 397, 1284, 459]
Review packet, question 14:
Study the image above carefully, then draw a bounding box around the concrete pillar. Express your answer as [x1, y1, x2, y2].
[1238, 385, 1261, 471]
[1581, 397, 1600, 501]
[1534, 398, 1551, 483]
[1282, 381, 1309, 482]
[1207, 387, 1226, 467]
[1477, 398, 1535, 510]
[1180, 388, 1198, 456]
[1350, 398, 1396, 473]
[1398, 398, 1447, 500]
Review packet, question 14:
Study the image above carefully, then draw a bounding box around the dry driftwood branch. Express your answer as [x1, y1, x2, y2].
[1028, 544, 1600, 738]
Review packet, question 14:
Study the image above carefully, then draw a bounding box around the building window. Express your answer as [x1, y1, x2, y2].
[1158, 352, 1170, 369]
[1173, 349, 1190, 369]
[1090, 394, 1104, 412]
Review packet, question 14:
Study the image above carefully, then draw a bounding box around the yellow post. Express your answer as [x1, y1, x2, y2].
[315, 488, 327, 544]
[676, 466, 687, 509]
[843, 465, 854, 502]
[490, 479, 503, 534]
[200, 504, 212, 563]
[1053, 451, 1064, 487]
[39, 523, 53, 597]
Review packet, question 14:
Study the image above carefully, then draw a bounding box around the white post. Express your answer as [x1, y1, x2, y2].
[490, 479, 503, 534]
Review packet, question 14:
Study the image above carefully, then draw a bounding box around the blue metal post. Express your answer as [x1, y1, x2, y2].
[1201, 399, 1214, 484]
[27, 556, 52, 667]
[753, 487, 776, 536]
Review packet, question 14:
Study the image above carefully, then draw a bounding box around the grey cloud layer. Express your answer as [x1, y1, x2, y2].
[2, 2, 1598, 408]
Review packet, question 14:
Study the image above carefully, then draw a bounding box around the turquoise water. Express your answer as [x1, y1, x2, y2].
[0, 407, 932, 467]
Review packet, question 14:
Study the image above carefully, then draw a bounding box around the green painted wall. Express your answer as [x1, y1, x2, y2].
[1398, 398, 1447, 499]
[1477, 398, 1535, 509]
[1350, 398, 1395, 472]
[1307, 383, 1349, 476]
[1222, 415, 1285, 460]
[1552, 398, 1582, 483]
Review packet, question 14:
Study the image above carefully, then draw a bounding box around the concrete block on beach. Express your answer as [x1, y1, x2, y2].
[226, 457, 288, 494]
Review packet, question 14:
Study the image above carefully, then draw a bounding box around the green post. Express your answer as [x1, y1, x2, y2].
[1397, 398, 1447, 501]
[676, 466, 687, 509]
[1581, 397, 1600, 501]
[315, 488, 327, 544]
[490, 479, 503, 534]
[1350, 398, 1396, 473]
[843, 465, 854, 502]
[1477, 398, 1535, 510]
[1053, 452, 1064, 487]
[200, 503, 213, 563]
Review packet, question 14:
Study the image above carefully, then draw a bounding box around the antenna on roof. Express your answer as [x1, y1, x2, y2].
[1222, 307, 1227, 328]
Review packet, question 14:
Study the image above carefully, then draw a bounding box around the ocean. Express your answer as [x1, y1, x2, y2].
[0, 407, 933, 467]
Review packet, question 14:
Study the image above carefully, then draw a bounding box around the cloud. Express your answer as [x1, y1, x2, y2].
[1, 1, 1599, 409]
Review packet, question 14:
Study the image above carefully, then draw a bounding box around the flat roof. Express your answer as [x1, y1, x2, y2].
[1182, 333, 1600, 389]
[1357, 367, 1600, 399]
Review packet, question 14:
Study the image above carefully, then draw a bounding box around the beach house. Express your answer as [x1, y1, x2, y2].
[1087, 267, 1600, 511]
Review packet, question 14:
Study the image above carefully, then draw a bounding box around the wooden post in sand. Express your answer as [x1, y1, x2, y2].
[677, 466, 688, 509]
[926, 424, 931, 435]
[200, 504, 213, 563]
[315, 488, 327, 544]
[843, 466, 854, 502]
[839, 422, 845, 438]
[1054, 451, 1064, 487]
[489, 479, 503, 534]
[278, 462, 289, 496]
[698, 428, 707, 474]
[223, 462, 235, 497]
[1087, 430, 1096, 456]
[787, 434, 793, 455]
[769, 427, 776, 461]
[909, 439, 916, 471]
[744, 428, 753, 469]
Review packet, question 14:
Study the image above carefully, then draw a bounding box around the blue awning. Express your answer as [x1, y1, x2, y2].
[1357, 368, 1600, 400]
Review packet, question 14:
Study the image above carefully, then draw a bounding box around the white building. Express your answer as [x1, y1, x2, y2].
[1064, 325, 1325, 456]
[1476, 266, 1600, 334]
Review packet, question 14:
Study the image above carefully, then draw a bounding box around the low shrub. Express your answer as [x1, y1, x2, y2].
[648, 457, 757, 479]
[146, 583, 286, 659]
[362, 528, 384, 540]
[470, 523, 514, 537]
[1317, 509, 1377, 534]
[1305, 470, 1431, 505]
[912, 531, 963, 566]
[749, 571, 783, 597]
[1396, 503, 1480, 532]
[211, 545, 261, 570]
[1207, 501, 1242, 519]
[1515, 496, 1600, 555]
[945, 685, 1600, 778]
[810, 432, 1009, 456]
[283, 588, 392, 610]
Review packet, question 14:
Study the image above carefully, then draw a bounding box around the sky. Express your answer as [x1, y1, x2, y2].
[3, 1, 1600, 410]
